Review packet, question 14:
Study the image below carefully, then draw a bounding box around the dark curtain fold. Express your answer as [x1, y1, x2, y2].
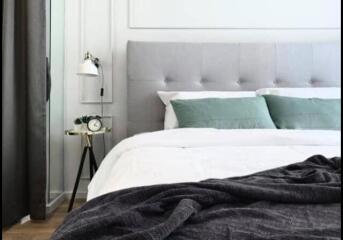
[2, 0, 47, 227]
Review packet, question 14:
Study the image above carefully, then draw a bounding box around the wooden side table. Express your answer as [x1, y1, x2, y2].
[65, 127, 111, 212]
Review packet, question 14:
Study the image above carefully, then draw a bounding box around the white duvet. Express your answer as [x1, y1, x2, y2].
[87, 129, 341, 201]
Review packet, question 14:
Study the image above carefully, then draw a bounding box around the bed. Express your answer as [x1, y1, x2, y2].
[52, 42, 341, 240]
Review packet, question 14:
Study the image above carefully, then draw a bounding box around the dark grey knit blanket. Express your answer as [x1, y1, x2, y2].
[52, 155, 341, 240]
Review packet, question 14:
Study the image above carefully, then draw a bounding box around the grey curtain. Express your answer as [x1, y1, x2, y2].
[2, 0, 47, 227]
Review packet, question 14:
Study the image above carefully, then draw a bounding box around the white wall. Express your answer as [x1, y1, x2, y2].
[129, 0, 340, 29]
[64, 0, 341, 196]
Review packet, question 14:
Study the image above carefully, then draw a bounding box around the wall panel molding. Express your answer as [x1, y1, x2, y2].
[129, 0, 341, 29]
[79, 0, 113, 103]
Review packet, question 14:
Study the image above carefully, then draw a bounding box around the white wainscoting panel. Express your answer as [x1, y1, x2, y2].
[129, 0, 341, 29]
[79, 0, 113, 103]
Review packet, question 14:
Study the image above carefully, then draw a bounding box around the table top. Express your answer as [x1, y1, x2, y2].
[65, 127, 111, 136]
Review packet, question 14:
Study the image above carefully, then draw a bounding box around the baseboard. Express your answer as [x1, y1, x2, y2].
[46, 192, 65, 216]
[64, 191, 88, 200]
[45, 191, 87, 216]
[49, 191, 63, 200]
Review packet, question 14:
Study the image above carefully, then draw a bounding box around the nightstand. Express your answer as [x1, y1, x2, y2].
[65, 127, 111, 212]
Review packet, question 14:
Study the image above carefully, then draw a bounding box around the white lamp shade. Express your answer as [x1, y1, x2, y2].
[78, 59, 99, 77]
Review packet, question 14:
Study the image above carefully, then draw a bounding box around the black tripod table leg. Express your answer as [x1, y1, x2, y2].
[89, 148, 94, 179]
[68, 147, 88, 212]
[89, 147, 98, 172]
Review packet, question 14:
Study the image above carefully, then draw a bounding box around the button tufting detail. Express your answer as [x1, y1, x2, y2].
[273, 78, 282, 85]
[309, 79, 318, 85]
[164, 77, 172, 83]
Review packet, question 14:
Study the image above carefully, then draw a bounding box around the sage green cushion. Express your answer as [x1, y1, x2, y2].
[263, 95, 341, 130]
[170, 97, 276, 129]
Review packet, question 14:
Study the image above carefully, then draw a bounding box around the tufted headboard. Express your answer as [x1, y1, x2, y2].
[127, 41, 341, 136]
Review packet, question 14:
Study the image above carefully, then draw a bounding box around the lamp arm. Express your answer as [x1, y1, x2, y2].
[97, 62, 104, 97]
[84, 51, 100, 68]
[87, 53, 103, 96]
[97, 63, 105, 117]
[98, 63, 106, 157]
[93, 57, 100, 68]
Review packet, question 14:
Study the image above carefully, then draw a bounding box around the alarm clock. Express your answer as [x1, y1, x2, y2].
[87, 115, 102, 132]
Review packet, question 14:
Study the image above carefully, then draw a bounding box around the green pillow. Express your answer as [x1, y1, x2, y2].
[170, 97, 276, 129]
[263, 95, 341, 130]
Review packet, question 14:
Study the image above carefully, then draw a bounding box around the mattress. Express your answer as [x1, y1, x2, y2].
[87, 128, 340, 201]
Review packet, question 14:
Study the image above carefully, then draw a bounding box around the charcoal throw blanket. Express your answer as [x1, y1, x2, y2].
[52, 155, 341, 240]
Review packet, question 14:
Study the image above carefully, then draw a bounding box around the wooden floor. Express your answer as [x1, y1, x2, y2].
[2, 200, 85, 240]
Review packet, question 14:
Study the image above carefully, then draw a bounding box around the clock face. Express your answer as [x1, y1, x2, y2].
[87, 118, 102, 132]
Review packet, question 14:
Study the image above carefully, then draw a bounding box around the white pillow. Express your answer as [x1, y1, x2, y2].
[256, 87, 341, 99]
[157, 91, 256, 129]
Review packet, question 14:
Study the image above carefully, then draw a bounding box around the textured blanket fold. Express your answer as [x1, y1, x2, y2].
[52, 155, 341, 240]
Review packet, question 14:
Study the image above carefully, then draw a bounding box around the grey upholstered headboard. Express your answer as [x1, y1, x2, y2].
[127, 41, 341, 136]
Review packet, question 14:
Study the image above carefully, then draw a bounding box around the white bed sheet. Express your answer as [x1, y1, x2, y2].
[87, 129, 341, 201]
